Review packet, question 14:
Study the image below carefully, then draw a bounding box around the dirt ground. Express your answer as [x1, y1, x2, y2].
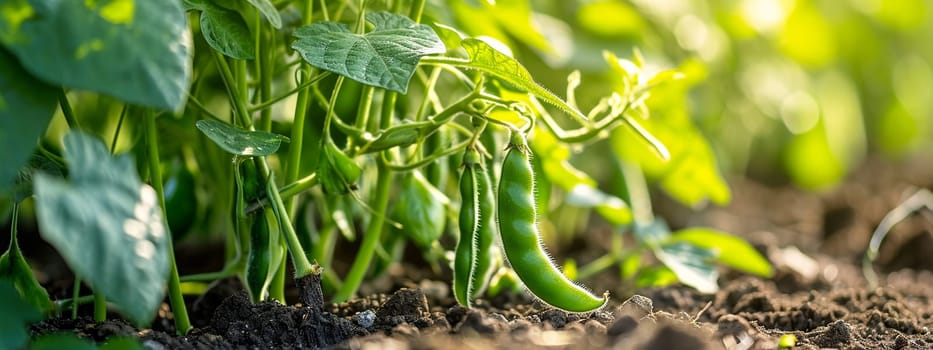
[26, 156, 933, 349]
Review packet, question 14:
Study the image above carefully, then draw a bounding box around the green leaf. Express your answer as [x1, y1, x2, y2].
[634, 265, 678, 289]
[185, 0, 254, 59]
[0, 280, 42, 350]
[455, 38, 587, 123]
[33, 132, 169, 326]
[0, 0, 191, 110]
[30, 333, 98, 350]
[244, 0, 281, 29]
[196, 119, 289, 156]
[655, 242, 719, 294]
[669, 228, 773, 277]
[0, 235, 54, 315]
[0, 48, 57, 189]
[632, 219, 671, 249]
[530, 127, 632, 225]
[292, 11, 445, 93]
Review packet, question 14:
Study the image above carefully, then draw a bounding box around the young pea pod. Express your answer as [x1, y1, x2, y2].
[318, 139, 362, 194]
[245, 207, 285, 302]
[496, 132, 609, 312]
[453, 147, 497, 307]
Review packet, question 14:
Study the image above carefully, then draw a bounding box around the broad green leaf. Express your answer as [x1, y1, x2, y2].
[196, 119, 289, 156]
[33, 132, 169, 326]
[669, 228, 774, 277]
[0, 48, 57, 189]
[292, 11, 445, 93]
[0, 280, 42, 350]
[655, 242, 719, 294]
[244, 0, 281, 29]
[0, 0, 191, 110]
[455, 38, 587, 123]
[185, 0, 254, 59]
[0, 233, 54, 315]
[30, 333, 98, 350]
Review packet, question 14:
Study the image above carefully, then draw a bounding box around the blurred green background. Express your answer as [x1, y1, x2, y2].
[433, 0, 933, 192]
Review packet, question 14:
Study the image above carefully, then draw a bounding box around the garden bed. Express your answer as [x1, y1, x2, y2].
[26, 157, 933, 350]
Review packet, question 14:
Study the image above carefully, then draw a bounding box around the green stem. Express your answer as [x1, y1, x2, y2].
[245, 173, 318, 215]
[619, 161, 653, 224]
[248, 72, 330, 114]
[576, 254, 618, 280]
[71, 277, 81, 319]
[58, 90, 80, 130]
[266, 172, 314, 277]
[383, 139, 471, 171]
[93, 291, 106, 322]
[322, 76, 346, 140]
[179, 269, 237, 282]
[146, 112, 192, 335]
[109, 105, 128, 152]
[212, 51, 250, 126]
[57, 295, 95, 312]
[409, 0, 426, 23]
[283, 0, 317, 207]
[332, 161, 392, 302]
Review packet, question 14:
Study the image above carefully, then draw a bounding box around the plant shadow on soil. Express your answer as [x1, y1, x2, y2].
[25, 157, 933, 349]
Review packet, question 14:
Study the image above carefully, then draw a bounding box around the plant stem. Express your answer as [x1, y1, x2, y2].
[619, 160, 653, 225]
[146, 111, 192, 335]
[248, 72, 330, 114]
[409, 0, 426, 23]
[214, 49, 315, 280]
[283, 0, 316, 208]
[577, 254, 618, 280]
[93, 291, 106, 322]
[109, 105, 128, 152]
[266, 173, 314, 277]
[58, 90, 81, 130]
[332, 160, 392, 302]
[57, 295, 95, 312]
[71, 277, 81, 319]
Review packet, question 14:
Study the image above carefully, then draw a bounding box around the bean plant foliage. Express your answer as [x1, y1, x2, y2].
[0, 0, 772, 340]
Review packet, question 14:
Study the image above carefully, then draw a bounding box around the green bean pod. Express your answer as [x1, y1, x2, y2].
[496, 132, 608, 312]
[245, 208, 284, 302]
[454, 147, 497, 307]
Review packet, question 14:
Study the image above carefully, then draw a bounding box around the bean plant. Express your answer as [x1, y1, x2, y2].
[0, 0, 772, 342]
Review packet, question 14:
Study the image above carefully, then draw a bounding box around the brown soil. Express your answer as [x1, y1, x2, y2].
[25, 156, 933, 349]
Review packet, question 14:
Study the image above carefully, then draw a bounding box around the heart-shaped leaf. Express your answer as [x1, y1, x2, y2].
[185, 0, 254, 59]
[0, 49, 58, 190]
[33, 132, 169, 326]
[292, 11, 445, 93]
[0, 0, 191, 110]
[196, 119, 289, 156]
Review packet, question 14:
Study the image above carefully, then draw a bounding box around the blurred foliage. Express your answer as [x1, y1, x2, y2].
[440, 0, 932, 192]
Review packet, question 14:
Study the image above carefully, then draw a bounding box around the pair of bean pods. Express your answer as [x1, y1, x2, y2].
[454, 131, 609, 312]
